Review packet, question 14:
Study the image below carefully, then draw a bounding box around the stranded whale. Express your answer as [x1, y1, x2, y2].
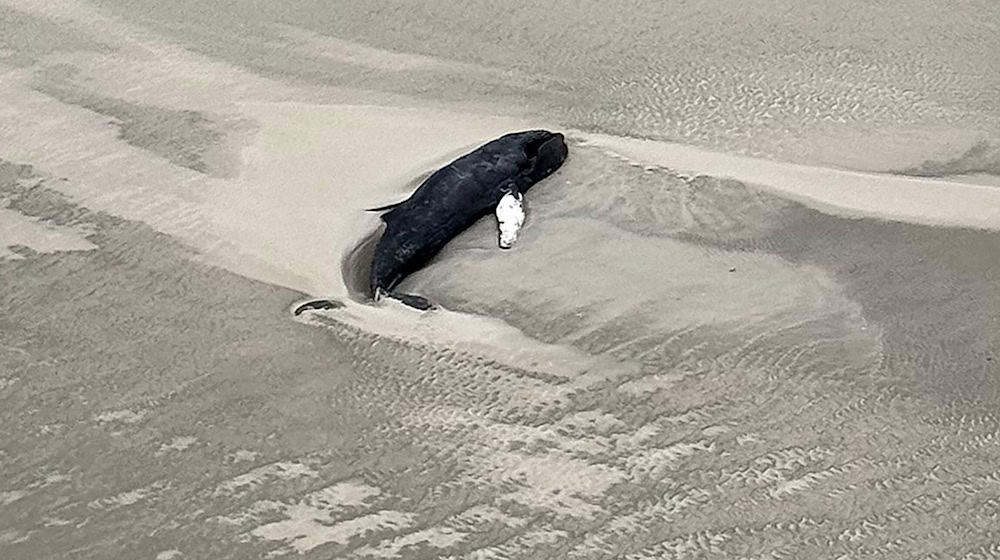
[368, 130, 567, 309]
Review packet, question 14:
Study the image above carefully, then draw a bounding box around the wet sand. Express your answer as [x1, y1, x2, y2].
[3, 1, 1000, 558]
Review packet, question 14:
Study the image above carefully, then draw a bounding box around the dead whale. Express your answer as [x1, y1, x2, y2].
[368, 130, 567, 309]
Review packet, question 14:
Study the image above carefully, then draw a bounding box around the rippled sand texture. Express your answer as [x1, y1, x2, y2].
[3, 0, 1000, 559]
[87, 0, 1000, 173]
[4, 156, 1000, 558]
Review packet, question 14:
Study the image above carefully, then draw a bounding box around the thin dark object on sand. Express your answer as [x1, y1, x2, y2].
[292, 299, 344, 316]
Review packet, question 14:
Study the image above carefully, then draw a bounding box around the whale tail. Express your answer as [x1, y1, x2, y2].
[389, 293, 435, 311]
[373, 287, 435, 311]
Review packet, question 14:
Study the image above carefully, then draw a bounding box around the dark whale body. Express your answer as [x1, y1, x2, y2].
[369, 130, 568, 310]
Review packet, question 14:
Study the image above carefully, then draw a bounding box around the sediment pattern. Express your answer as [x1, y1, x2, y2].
[3, 157, 999, 559]
[3, 1, 1000, 557]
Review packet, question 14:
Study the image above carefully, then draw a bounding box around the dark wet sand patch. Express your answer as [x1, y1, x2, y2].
[762, 207, 1000, 404]
[32, 74, 254, 178]
[0, 6, 112, 68]
[663, 173, 1000, 404]
[611, 169, 1000, 405]
[894, 139, 1000, 178]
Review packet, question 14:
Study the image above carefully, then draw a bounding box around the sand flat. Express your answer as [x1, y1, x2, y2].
[3, 0, 1000, 558]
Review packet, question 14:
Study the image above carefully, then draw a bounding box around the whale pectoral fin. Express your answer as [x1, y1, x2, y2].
[366, 200, 407, 214]
[368, 202, 409, 225]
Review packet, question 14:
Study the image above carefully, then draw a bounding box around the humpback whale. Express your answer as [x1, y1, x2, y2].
[368, 130, 567, 309]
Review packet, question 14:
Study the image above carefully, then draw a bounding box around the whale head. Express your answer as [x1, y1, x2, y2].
[495, 130, 568, 191]
[519, 131, 568, 186]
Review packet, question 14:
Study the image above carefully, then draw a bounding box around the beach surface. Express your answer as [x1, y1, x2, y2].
[2, 1, 1000, 558]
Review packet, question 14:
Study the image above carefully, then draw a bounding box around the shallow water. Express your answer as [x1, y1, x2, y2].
[2, 1, 1000, 558]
